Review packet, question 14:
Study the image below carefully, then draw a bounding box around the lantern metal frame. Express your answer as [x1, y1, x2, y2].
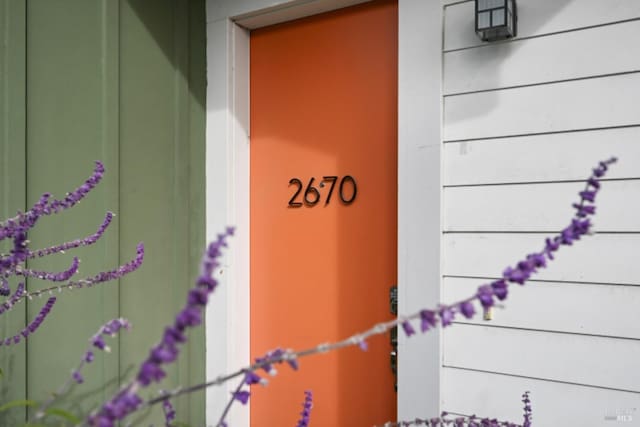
[475, 0, 517, 42]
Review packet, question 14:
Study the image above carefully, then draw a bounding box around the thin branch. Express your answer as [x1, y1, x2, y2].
[216, 376, 247, 427]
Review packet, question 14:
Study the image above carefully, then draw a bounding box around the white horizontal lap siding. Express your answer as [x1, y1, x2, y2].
[444, 127, 640, 186]
[443, 277, 640, 340]
[445, 324, 640, 392]
[443, 368, 640, 426]
[444, 0, 640, 52]
[444, 73, 640, 141]
[445, 20, 640, 95]
[444, 180, 640, 232]
[442, 2, 640, 423]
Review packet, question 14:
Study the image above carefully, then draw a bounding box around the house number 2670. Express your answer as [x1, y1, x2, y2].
[288, 176, 357, 207]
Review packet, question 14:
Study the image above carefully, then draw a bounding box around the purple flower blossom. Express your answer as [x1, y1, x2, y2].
[586, 177, 601, 189]
[232, 390, 251, 405]
[490, 280, 508, 301]
[244, 370, 263, 385]
[419, 310, 437, 332]
[543, 237, 560, 259]
[162, 398, 176, 426]
[459, 301, 476, 319]
[296, 390, 313, 427]
[401, 321, 416, 336]
[573, 203, 595, 217]
[476, 285, 494, 309]
[254, 347, 299, 374]
[579, 190, 596, 202]
[439, 306, 455, 326]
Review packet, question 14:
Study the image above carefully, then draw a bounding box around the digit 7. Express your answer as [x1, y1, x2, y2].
[322, 176, 338, 205]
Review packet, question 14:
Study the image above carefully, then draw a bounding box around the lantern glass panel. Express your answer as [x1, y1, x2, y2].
[478, 11, 491, 29]
[492, 9, 505, 26]
[478, 0, 505, 11]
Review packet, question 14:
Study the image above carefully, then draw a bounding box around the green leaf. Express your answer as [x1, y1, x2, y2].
[43, 407, 81, 424]
[0, 399, 37, 412]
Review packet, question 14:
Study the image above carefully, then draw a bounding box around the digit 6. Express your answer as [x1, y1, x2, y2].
[304, 177, 320, 206]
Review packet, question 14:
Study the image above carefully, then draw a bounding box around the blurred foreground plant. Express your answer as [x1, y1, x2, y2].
[0, 158, 616, 426]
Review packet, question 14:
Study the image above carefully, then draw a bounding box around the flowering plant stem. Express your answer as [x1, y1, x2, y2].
[215, 377, 247, 427]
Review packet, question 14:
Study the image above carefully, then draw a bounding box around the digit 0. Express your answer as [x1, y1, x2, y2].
[339, 175, 357, 204]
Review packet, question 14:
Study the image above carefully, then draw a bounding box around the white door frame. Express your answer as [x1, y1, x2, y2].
[205, 1, 442, 425]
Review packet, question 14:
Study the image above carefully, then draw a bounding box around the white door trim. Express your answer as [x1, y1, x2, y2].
[205, 1, 442, 425]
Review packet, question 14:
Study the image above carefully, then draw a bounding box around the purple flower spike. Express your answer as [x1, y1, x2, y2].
[0, 297, 57, 346]
[296, 390, 313, 427]
[18, 256, 80, 282]
[232, 390, 251, 405]
[401, 321, 416, 337]
[72, 371, 84, 384]
[522, 391, 532, 427]
[30, 212, 114, 260]
[90, 228, 234, 426]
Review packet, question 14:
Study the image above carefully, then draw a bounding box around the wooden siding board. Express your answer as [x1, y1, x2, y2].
[0, 0, 206, 424]
[444, 0, 640, 51]
[443, 127, 640, 186]
[25, 0, 120, 412]
[442, 2, 640, 425]
[444, 73, 640, 141]
[444, 324, 640, 392]
[444, 180, 639, 232]
[445, 20, 640, 94]
[443, 277, 640, 339]
[186, 0, 207, 423]
[443, 234, 640, 285]
[443, 368, 640, 426]
[0, 0, 27, 423]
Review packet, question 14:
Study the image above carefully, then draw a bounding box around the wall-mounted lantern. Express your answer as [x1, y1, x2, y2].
[475, 0, 517, 42]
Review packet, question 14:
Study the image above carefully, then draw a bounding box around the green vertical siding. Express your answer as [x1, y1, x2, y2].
[0, 0, 206, 425]
[0, 1, 27, 425]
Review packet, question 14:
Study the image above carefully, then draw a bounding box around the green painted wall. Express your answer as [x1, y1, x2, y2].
[0, 0, 206, 425]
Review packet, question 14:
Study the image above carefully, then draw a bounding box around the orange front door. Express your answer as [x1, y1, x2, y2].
[250, 1, 398, 425]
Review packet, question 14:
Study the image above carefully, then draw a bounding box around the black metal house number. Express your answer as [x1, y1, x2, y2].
[288, 176, 357, 207]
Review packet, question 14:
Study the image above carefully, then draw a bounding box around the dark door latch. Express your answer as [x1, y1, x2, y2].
[390, 285, 397, 392]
